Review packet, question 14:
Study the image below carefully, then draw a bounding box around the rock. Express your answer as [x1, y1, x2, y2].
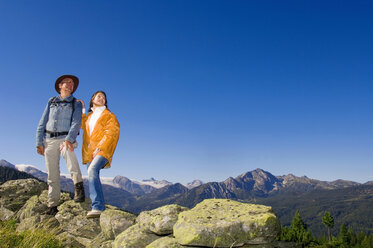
[137, 204, 188, 235]
[112, 224, 160, 248]
[55, 199, 101, 240]
[90, 232, 113, 248]
[100, 209, 136, 239]
[15, 190, 70, 235]
[173, 199, 281, 248]
[17, 215, 61, 233]
[0, 178, 47, 211]
[16, 190, 71, 221]
[0, 206, 14, 221]
[146, 237, 185, 248]
[57, 232, 86, 248]
[101, 240, 114, 248]
[75, 236, 94, 247]
[0, 179, 291, 248]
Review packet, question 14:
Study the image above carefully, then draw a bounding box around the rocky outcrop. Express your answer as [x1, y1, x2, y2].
[0, 178, 47, 220]
[174, 199, 281, 247]
[0, 179, 296, 248]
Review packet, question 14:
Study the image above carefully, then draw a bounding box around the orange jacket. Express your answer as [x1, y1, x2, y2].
[81, 109, 120, 168]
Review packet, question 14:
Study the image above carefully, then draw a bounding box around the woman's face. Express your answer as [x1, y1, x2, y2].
[93, 92, 106, 107]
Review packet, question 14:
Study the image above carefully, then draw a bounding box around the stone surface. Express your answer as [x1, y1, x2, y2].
[113, 224, 159, 248]
[0, 178, 47, 211]
[100, 209, 136, 239]
[16, 190, 71, 221]
[146, 237, 184, 248]
[57, 232, 86, 248]
[173, 199, 281, 248]
[0, 179, 295, 248]
[55, 199, 101, 239]
[137, 204, 188, 235]
[17, 215, 61, 233]
[15, 190, 70, 235]
[90, 232, 113, 248]
[0, 206, 14, 221]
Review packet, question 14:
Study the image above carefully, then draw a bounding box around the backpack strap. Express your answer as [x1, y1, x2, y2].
[49, 96, 76, 126]
[71, 97, 76, 125]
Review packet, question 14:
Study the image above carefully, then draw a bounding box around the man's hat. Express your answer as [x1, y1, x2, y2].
[55, 75, 79, 93]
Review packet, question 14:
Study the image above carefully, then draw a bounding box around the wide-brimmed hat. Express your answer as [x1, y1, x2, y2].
[55, 75, 79, 93]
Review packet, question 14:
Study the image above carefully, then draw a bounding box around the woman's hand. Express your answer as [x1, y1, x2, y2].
[76, 99, 85, 109]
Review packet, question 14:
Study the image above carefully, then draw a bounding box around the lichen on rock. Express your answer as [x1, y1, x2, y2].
[55, 199, 101, 239]
[100, 209, 136, 239]
[173, 199, 281, 248]
[0, 178, 47, 212]
[136, 204, 189, 235]
[112, 223, 160, 248]
[146, 236, 184, 248]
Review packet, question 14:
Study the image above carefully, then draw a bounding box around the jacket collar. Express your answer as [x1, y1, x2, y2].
[57, 95, 74, 101]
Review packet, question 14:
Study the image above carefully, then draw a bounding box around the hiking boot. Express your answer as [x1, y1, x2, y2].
[87, 209, 103, 219]
[44, 206, 58, 216]
[74, 182, 85, 202]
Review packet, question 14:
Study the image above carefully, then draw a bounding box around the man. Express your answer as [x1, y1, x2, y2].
[36, 75, 85, 215]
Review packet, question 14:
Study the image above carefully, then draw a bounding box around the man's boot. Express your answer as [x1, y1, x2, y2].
[44, 206, 58, 216]
[74, 182, 85, 202]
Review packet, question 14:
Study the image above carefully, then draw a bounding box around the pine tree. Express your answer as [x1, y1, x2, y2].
[361, 235, 372, 248]
[322, 211, 334, 242]
[339, 222, 349, 245]
[280, 210, 313, 247]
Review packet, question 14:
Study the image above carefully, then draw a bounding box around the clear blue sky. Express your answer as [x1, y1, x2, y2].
[1, 0, 372, 184]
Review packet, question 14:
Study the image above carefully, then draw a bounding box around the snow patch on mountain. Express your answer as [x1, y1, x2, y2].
[15, 164, 39, 172]
[133, 177, 173, 189]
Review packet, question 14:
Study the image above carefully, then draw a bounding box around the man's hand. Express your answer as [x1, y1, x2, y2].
[37, 146, 45, 156]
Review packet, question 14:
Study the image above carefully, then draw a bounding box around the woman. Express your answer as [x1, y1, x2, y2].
[78, 91, 120, 218]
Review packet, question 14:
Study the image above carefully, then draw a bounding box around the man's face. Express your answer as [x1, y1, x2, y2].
[59, 78, 75, 93]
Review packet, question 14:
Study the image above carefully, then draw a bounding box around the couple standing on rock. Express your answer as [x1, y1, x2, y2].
[36, 75, 120, 218]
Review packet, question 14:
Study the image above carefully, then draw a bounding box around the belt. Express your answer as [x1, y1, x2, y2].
[46, 131, 69, 138]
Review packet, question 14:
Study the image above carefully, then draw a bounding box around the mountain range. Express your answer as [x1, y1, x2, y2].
[0, 159, 205, 199]
[1, 158, 372, 236]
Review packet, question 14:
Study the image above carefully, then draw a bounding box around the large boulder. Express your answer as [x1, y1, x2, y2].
[112, 224, 159, 248]
[137, 204, 188, 235]
[173, 199, 281, 248]
[0, 179, 47, 212]
[100, 208, 136, 239]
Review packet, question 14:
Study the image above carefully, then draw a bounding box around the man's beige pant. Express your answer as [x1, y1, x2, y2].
[44, 138, 83, 207]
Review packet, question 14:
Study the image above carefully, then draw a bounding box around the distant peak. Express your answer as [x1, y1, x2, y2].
[186, 179, 204, 189]
[143, 177, 156, 182]
[238, 168, 273, 178]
